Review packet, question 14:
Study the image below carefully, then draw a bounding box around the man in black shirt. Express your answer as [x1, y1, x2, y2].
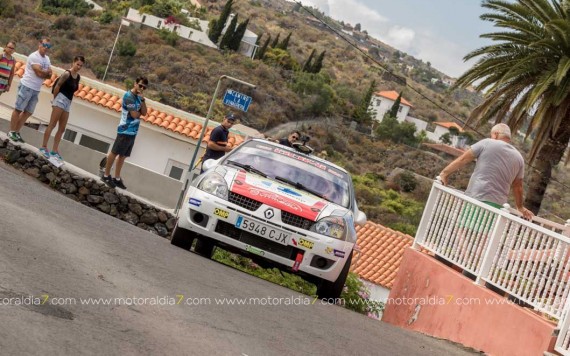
[278, 131, 300, 147]
[201, 113, 237, 173]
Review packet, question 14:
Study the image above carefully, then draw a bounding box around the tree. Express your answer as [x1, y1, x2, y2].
[453, 0, 570, 214]
[219, 13, 238, 50]
[302, 49, 316, 72]
[229, 18, 249, 51]
[353, 80, 376, 124]
[388, 92, 402, 118]
[277, 32, 292, 50]
[354, 23, 361, 31]
[255, 34, 271, 60]
[208, 0, 233, 43]
[439, 133, 452, 145]
[311, 50, 326, 73]
[271, 33, 281, 48]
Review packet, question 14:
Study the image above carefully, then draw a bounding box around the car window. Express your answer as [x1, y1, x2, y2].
[225, 142, 351, 207]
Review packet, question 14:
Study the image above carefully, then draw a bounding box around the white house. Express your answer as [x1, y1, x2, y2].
[369, 90, 412, 123]
[126, 8, 217, 49]
[405, 116, 464, 146]
[1, 53, 252, 183]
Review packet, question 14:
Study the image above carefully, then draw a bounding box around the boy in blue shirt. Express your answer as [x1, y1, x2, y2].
[102, 76, 148, 189]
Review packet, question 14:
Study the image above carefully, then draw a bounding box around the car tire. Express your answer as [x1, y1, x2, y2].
[170, 224, 196, 250]
[194, 237, 215, 258]
[316, 251, 353, 300]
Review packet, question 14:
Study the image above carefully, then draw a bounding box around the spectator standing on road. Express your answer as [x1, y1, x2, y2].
[8, 38, 53, 143]
[278, 130, 301, 147]
[39, 55, 85, 162]
[439, 123, 534, 219]
[101, 76, 148, 190]
[0, 41, 16, 97]
[200, 113, 237, 173]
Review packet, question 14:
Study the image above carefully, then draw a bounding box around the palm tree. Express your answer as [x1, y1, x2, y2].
[454, 0, 570, 214]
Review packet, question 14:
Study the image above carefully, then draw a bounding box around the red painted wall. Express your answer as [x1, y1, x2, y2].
[383, 249, 557, 356]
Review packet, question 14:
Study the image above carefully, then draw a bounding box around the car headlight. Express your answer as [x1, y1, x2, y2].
[197, 172, 228, 199]
[310, 216, 347, 240]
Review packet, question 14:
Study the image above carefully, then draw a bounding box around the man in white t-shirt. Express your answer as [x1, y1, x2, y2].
[439, 123, 534, 220]
[8, 38, 53, 143]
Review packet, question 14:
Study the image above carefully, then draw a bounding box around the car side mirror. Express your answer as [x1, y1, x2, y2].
[202, 158, 218, 172]
[355, 210, 367, 226]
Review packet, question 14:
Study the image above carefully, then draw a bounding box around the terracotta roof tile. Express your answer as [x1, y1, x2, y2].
[435, 121, 464, 132]
[13, 60, 246, 145]
[351, 221, 413, 289]
[374, 90, 413, 107]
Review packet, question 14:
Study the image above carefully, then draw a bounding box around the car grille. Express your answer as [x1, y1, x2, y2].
[228, 192, 262, 211]
[281, 211, 313, 231]
[215, 221, 301, 260]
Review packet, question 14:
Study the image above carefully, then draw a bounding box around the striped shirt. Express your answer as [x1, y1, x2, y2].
[0, 53, 15, 92]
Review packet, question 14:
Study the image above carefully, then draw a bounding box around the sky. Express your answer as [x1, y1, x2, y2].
[297, 0, 495, 78]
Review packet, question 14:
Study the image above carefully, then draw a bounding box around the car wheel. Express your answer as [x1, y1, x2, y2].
[193, 237, 215, 258]
[316, 251, 353, 300]
[170, 224, 196, 250]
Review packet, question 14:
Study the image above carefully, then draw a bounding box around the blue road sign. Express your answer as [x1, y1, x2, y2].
[223, 89, 252, 112]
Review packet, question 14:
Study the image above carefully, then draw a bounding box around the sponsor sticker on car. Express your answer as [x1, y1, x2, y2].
[299, 238, 314, 249]
[214, 208, 229, 219]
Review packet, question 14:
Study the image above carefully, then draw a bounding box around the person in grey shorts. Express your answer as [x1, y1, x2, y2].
[39, 56, 84, 162]
[9, 38, 53, 143]
[439, 123, 534, 220]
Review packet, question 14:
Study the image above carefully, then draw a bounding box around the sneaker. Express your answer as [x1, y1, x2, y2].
[8, 131, 18, 142]
[39, 147, 50, 159]
[15, 132, 25, 143]
[50, 151, 63, 161]
[113, 177, 127, 190]
[101, 175, 116, 188]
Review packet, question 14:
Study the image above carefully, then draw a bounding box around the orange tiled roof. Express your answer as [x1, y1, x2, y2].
[375, 90, 413, 107]
[13, 61, 244, 148]
[351, 221, 413, 289]
[435, 121, 464, 132]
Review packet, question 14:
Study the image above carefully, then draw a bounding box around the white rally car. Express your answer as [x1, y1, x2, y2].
[171, 139, 366, 298]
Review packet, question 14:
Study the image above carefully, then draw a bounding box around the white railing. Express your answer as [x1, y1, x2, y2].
[412, 180, 570, 355]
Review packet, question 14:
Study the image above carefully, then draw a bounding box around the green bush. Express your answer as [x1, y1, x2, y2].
[341, 273, 384, 318]
[0, 0, 16, 17]
[52, 15, 76, 30]
[117, 40, 137, 57]
[40, 0, 93, 16]
[158, 29, 178, 47]
[99, 11, 115, 24]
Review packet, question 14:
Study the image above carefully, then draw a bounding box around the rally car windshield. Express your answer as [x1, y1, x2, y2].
[224, 142, 351, 208]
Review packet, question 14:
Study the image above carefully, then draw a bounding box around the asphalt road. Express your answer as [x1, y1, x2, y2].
[0, 161, 477, 356]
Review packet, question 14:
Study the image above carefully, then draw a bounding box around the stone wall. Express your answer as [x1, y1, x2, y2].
[0, 139, 177, 238]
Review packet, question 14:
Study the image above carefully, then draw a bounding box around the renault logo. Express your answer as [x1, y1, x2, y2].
[264, 208, 275, 219]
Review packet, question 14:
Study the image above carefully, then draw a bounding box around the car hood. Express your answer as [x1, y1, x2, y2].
[227, 169, 348, 222]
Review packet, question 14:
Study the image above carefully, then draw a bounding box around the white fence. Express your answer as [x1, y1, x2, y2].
[412, 179, 570, 354]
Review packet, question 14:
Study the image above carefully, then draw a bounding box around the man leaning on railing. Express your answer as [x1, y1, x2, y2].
[438, 123, 534, 220]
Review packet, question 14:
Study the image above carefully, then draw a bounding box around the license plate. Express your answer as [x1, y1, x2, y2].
[235, 216, 291, 245]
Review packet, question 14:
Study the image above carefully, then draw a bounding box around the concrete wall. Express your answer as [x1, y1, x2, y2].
[383, 249, 557, 356]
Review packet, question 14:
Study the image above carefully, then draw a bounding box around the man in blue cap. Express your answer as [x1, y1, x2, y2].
[201, 112, 237, 173]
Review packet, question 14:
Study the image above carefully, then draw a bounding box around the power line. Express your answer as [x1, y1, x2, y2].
[294, 1, 570, 196]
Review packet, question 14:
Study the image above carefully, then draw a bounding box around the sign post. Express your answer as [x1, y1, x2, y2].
[174, 75, 256, 213]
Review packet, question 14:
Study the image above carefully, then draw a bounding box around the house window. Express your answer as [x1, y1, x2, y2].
[174, 25, 179, 33]
[157, 20, 162, 29]
[398, 106, 403, 113]
[63, 129, 77, 142]
[376, 99, 381, 106]
[188, 31, 194, 38]
[79, 135, 111, 154]
[142, 15, 146, 23]
[165, 159, 189, 181]
[426, 123, 436, 133]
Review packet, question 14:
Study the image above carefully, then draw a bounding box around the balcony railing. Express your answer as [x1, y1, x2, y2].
[412, 179, 570, 355]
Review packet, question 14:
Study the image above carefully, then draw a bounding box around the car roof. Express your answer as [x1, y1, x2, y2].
[246, 138, 349, 175]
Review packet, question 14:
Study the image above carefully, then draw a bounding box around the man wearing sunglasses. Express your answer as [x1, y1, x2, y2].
[102, 76, 149, 190]
[278, 130, 301, 147]
[8, 38, 53, 143]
